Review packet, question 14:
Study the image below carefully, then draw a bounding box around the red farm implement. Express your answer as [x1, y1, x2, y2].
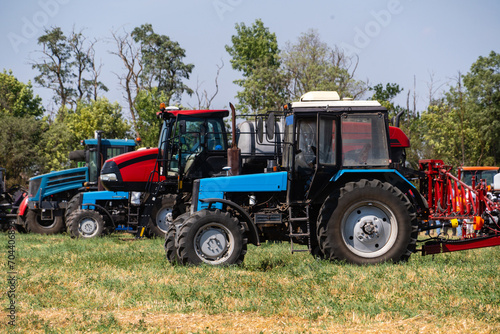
[418, 159, 500, 255]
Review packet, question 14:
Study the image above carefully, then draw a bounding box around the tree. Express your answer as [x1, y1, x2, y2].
[134, 88, 169, 147]
[132, 24, 194, 104]
[282, 30, 367, 100]
[112, 24, 194, 138]
[38, 120, 76, 172]
[225, 19, 280, 78]
[65, 98, 131, 141]
[225, 19, 287, 113]
[370, 83, 403, 108]
[463, 51, 500, 164]
[0, 70, 44, 118]
[32, 27, 74, 110]
[32, 27, 107, 113]
[234, 58, 290, 113]
[0, 116, 45, 186]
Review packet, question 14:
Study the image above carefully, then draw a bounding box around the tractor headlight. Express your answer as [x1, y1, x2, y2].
[100, 173, 118, 182]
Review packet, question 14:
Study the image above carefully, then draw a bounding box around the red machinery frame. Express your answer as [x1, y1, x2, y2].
[418, 159, 500, 255]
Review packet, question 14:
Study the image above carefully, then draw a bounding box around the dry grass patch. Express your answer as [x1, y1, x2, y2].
[1, 233, 499, 333]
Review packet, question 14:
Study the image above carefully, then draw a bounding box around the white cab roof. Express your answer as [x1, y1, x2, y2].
[291, 91, 382, 109]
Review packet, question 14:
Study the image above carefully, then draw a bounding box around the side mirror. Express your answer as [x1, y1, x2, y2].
[266, 112, 275, 141]
[256, 117, 264, 144]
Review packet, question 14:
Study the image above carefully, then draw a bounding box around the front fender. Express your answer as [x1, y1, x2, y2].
[200, 198, 260, 246]
[18, 196, 28, 216]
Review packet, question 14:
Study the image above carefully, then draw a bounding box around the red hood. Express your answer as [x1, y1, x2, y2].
[101, 147, 166, 192]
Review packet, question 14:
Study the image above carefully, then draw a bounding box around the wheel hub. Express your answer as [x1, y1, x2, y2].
[156, 207, 173, 233]
[198, 228, 228, 259]
[80, 218, 97, 235]
[342, 201, 397, 257]
[357, 218, 379, 241]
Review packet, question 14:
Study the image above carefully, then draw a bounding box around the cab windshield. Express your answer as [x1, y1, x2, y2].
[168, 116, 226, 173]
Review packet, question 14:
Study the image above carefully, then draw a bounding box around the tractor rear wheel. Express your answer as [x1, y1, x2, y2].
[317, 179, 418, 265]
[164, 212, 191, 264]
[177, 210, 247, 266]
[67, 209, 105, 238]
[148, 194, 176, 237]
[25, 210, 65, 234]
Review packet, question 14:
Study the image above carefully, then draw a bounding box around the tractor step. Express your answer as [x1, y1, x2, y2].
[288, 204, 311, 254]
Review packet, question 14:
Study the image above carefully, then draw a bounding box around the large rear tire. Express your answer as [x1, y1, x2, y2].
[67, 209, 105, 238]
[25, 210, 65, 234]
[148, 194, 176, 237]
[177, 210, 247, 266]
[164, 212, 191, 264]
[317, 179, 418, 265]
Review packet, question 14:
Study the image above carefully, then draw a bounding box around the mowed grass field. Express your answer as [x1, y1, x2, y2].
[1, 231, 499, 333]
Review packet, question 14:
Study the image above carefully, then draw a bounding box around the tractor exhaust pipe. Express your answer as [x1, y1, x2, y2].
[227, 103, 240, 175]
[394, 110, 405, 128]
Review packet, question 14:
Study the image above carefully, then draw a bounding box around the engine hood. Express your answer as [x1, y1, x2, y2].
[100, 148, 166, 192]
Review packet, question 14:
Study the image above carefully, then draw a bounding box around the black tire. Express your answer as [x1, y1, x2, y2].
[65, 193, 81, 221]
[148, 194, 177, 237]
[317, 179, 418, 265]
[25, 209, 65, 234]
[177, 210, 247, 266]
[14, 215, 27, 233]
[164, 212, 191, 264]
[67, 209, 105, 238]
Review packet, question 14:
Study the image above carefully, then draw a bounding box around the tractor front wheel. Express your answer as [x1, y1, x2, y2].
[25, 210, 65, 234]
[177, 210, 247, 266]
[317, 179, 418, 265]
[148, 194, 177, 237]
[67, 209, 105, 238]
[164, 212, 191, 264]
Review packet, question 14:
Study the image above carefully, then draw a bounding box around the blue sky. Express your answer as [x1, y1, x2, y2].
[1, 0, 499, 114]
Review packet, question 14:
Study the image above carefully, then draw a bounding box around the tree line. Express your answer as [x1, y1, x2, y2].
[1, 19, 499, 187]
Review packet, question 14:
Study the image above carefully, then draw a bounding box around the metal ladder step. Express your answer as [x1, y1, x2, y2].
[288, 204, 311, 253]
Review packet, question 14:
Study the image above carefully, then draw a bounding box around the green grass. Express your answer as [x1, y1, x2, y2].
[2, 232, 500, 333]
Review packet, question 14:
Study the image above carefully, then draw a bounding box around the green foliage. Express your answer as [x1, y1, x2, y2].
[65, 98, 131, 142]
[235, 58, 290, 114]
[283, 29, 367, 100]
[134, 88, 169, 147]
[226, 19, 284, 114]
[131, 24, 194, 105]
[0, 116, 45, 185]
[417, 51, 500, 166]
[32, 27, 75, 108]
[38, 120, 76, 172]
[225, 19, 280, 78]
[370, 82, 403, 111]
[0, 70, 44, 118]
[32, 27, 107, 110]
[463, 51, 500, 163]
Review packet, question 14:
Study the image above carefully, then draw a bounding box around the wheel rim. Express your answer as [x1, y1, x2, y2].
[39, 219, 57, 228]
[194, 223, 234, 265]
[156, 206, 173, 233]
[79, 217, 99, 237]
[341, 200, 398, 258]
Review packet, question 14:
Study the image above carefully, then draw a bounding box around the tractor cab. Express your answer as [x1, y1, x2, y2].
[282, 91, 392, 202]
[157, 108, 229, 183]
[101, 108, 229, 194]
[79, 133, 137, 186]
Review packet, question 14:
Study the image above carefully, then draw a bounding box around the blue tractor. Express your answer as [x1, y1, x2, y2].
[165, 91, 424, 266]
[18, 131, 136, 234]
